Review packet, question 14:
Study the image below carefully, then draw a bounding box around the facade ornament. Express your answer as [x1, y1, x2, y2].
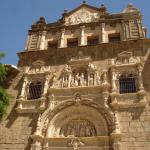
[113, 111, 120, 134]
[74, 94, 81, 105]
[34, 114, 42, 136]
[19, 75, 28, 99]
[48, 94, 56, 110]
[51, 72, 57, 87]
[65, 8, 99, 25]
[113, 140, 121, 150]
[68, 137, 84, 150]
[102, 70, 108, 84]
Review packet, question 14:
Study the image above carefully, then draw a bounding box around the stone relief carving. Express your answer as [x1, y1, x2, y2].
[55, 63, 101, 88]
[65, 8, 99, 25]
[115, 51, 141, 65]
[109, 51, 141, 66]
[68, 137, 84, 150]
[60, 119, 96, 137]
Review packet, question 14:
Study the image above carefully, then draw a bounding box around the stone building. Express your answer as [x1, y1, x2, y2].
[0, 2, 150, 150]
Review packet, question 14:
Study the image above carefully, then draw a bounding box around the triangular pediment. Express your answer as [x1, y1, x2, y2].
[118, 51, 133, 58]
[64, 4, 100, 25]
[32, 60, 45, 67]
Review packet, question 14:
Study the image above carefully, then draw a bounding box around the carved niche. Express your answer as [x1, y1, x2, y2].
[60, 119, 96, 137]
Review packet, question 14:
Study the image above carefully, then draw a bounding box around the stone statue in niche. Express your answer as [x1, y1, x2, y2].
[95, 72, 101, 85]
[51, 72, 57, 87]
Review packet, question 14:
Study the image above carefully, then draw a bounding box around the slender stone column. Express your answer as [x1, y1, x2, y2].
[80, 26, 85, 46]
[138, 65, 144, 91]
[121, 21, 127, 41]
[42, 73, 50, 97]
[59, 28, 65, 48]
[19, 75, 28, 99]
[40, 31, 47, 50]
[101, 23, 106, 43]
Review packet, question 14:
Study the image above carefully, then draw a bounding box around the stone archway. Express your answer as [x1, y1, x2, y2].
[31, 100, 121, 150]
[46, 104, 109, 138]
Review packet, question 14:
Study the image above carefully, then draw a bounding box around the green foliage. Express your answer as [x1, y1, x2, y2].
[0, 52, 6, 82]
[0, 87, 10, 118]
[0, 52, 10, 120]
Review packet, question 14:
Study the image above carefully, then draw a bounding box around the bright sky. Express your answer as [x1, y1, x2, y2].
[0, 0, 149, 65]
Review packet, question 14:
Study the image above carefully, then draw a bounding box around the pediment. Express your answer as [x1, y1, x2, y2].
[118, 51, 133, 58]
[32, 60, 45, 67]
[64, 4, 100, 26]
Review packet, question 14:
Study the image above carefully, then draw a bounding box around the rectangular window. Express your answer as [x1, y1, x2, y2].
[48, 41, 58, 48]
[108, 33, 121, 43]
[67, 38, 78, 48]
[119, 75, 137, 94]
[87, 36, 99, 46]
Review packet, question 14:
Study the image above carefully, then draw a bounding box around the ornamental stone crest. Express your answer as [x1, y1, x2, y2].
[65, 8, 99, 25]
[68, 137, 84, 150]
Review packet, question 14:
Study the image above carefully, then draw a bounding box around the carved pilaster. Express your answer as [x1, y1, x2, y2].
[59, 28, 65, 48]
[42, 72, 51, 97]
[137, 65, 144, 91]
[101, 23, 106, 43]
[34, 114, 42, 136]
[80, 26, 85, 46]
[19, 75, 28, 100]
[37, 32, 42, 49]
[121, 21, 127, 41]
[48, 94, 55, 110]
[40, 31, 47, 50]
[111, 69, 118, 93]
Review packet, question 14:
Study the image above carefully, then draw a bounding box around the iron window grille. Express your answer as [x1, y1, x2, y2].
[27, 81, 43, 100]
[119, 74, 137, 94]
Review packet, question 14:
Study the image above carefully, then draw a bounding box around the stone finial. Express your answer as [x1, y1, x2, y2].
[82, 0, 86, 4]
[99, 4, 107, 13]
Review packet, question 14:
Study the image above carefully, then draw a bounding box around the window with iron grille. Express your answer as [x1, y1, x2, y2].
[27, 81, 43, 100]
[119, 74, 137, 94]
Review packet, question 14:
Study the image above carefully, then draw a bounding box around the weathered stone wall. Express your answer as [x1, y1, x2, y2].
[0, 88, 38, 150]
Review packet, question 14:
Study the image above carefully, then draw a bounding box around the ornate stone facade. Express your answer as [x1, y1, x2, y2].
[0, 2, 150, 150]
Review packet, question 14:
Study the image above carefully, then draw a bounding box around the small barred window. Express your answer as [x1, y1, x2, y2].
[27, 81, 43, 100]
[119, 74, 137, 94]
